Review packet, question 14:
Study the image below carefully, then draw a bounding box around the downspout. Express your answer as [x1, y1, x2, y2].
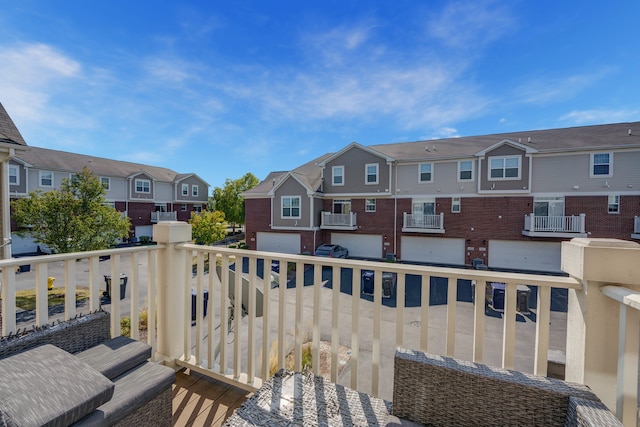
[1, 150, 15, 259]
[393, 161, 397, 258]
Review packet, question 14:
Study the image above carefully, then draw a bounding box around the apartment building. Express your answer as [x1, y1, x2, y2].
[243, 121, 640, 274]
[0, 102, 209, 254]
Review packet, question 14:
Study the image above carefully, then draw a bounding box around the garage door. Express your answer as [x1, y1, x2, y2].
[489, 240, 561, 273]
[135, 226, 153, 240]
[257, 232, 300, 254]
[401, 236, 465, 265]
[331, 234, 382, 259]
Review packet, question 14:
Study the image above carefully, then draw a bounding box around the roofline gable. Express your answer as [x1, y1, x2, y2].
[317, 142, 395, 167]
[267, 172, 314, 196]
[474, 139, 539, 157]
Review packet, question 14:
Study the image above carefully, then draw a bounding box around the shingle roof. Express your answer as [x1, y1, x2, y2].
[0, 103, 27, 146]
[244, 121, 640, 196]
[16, 146, 185, 183]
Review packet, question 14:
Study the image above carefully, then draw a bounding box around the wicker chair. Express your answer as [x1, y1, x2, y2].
[0, 310, 174, 426]
[391, 347, 623, 426]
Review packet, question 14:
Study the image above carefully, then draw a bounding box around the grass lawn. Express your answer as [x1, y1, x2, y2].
[10, 287, 91, 311]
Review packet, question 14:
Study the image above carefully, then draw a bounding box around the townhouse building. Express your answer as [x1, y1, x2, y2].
[7, 146, 210, 253]
[243, 121, 640, 274]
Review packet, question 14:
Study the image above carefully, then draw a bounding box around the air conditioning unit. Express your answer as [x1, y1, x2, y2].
[473, 258, 488, 270]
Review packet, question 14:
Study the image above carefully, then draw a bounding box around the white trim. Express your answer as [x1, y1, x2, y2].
[135, 178, 151, 194]
[100, 176, 110, 191]
[457, 160, 474, 182]
[281, 195, 302, 219]
[365, 163, 379, 185]
[608, 194, 620, 214]
[365, 198, 376, 212]
[488, 155, 521, 181]
[8, 164, 19, 186]
[418, 162, 433, 183]
[332, 165, 345, 186]
[452, 197, 461, 213]
[39, 170, 53, 187]
[192, 184, 199, 197]
[590, 152, 613, 178]
[182, 183, 189, 196]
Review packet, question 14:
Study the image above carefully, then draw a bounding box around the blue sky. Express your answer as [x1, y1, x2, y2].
[1, 1, 638, 190]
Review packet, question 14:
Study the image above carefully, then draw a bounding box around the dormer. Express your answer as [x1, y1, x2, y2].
[475, 139, 537, 193]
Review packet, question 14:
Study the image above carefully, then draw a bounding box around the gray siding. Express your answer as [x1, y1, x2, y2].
[104, 177, 128, 200]
[130, 173, 154, 200]
[273, 177, 311, 228]
[396, 160, 478, 196]
[176, 176, 209, 202]
[324, 147, 390, 194]
[479, 144, 530, 192]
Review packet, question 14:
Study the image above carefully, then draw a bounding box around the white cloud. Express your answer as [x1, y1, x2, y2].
[559, 109, 640, 125]
[516, 69, 612, 105]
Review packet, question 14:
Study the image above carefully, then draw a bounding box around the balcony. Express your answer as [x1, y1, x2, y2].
[1, 222, 639, 425]
[151, 211, 177, 222]
[632, 216, 640, 239]
[320, 211, 357, 230]
[402, 212, 445, 233]
[522, 213, 587, 238]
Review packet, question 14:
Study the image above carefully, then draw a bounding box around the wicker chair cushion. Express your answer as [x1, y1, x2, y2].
[0, 344, 114, 427]
[75, 335, 152, 380]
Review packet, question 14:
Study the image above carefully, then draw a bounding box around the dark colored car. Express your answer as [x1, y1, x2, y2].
[314, 244, 349, 258]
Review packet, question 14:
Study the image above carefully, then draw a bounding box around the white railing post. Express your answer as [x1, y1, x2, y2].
[153, 221, 192, 365]
[562, 238, 640, 423]
[579, 213, 586, 233]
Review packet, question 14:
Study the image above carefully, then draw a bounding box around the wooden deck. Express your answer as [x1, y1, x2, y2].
[173, 369, 252, 427]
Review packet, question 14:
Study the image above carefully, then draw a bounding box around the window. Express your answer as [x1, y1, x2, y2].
[40, 171, 53, 187]
[135, 179, 151, 193]
[489, 156, 520, 180]
[100, 177, 110, 190]
[419, 163, 433, 182]
[534, 197, 564, 217]
[181, 204, 187, 212]
[412, 199, 435, 215]
[458, 161, 474, 181]
[608, 195, 620, 214]
[193, 205, 202, 213]
[365, 198, 376, 212]
[9, 165, 18, 185]
[182, 184, 189, 196]
[282, 196, 301, 218]
[452, 197, 461, 213]
[192, 185, 199, 197]
[365, 163, 379, 184]
[333, 199, 351, 214]
[332, 166, 344, 186]
[591, 153, 612, 177]
[104, 201, 116, 209]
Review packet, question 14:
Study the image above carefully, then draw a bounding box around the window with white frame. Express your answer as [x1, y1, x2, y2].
[332, 166, 344, 186]
[9, 165, 18, 185]
[182, 184, 189, 196]
[135, 179, 151, 193]
[40, 171, 53, 187]
[365, 163, 379, 184]
[193, 204, 202, 213]
[365, 198, 376, 212]
[181, 204, 187, 212]
[419, 163, 433, 182]
[100, 177, 110, 190]
[333, 199, 351, 214]
[608, 195, 620, 213]
[489, 156, 520, 180]
[192, 185, 199, 197]
[458, 161, 474, 181]
[452, 197, 461, 213]
[282, 196, 301, 218]
[591, 152, 612, 177]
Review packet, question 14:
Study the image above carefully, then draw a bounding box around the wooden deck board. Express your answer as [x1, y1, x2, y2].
[173, 369, 251, 427]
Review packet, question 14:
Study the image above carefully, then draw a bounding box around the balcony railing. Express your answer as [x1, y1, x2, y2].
[151, 211, 177, 222]
[402, 213, 444, 233]
[1, 222, 639, 425]
[320, 212, 357, 230]
[522, 213, 587, 237]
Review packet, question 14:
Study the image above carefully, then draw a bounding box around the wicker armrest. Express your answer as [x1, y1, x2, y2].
[392, 348, 620, 427]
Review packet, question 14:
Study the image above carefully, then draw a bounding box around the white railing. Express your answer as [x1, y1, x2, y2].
[151, 211, 177, 222]
[524, 213, 586, 233]
[174, 243, 580, 401]
[402, 213, 444, 232]
[0, 244, 163, 355]
[320, 212, 357, 229]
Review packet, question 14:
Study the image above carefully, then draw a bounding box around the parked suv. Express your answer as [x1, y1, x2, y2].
[314, 244, 349, 258]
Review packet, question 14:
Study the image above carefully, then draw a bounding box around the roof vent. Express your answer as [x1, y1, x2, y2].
[629, 129, 632, 136]
[518, 138, 521, 143]
[527, 137, 532, 143]
[425, 145, 430, 152]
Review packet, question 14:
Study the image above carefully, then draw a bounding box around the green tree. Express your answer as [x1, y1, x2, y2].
[11, 167, 131, 253]
[189, 210, 227, 245]
[209, 172, 258, 232]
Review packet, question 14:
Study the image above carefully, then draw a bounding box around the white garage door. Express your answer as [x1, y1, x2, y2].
[489, 240, 561, 273]
[257, 232, 300, 254]
[331, 234, 382, 259]
[135, 226, 153, 240]
[401, 236, 465, 265]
